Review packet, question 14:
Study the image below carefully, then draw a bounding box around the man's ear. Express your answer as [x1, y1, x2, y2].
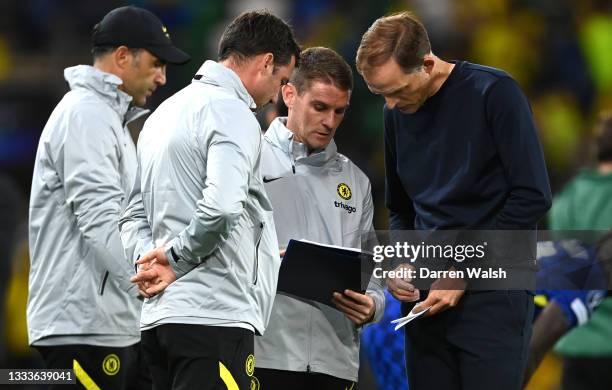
[281, 83, 296, 108]
[423, 54, 435, 75]
[262, 52, 275, 74]
[114, 46, 131, 70]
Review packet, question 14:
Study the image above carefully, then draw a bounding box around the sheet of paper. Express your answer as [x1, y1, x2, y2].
[298, 239, 363, 253]
[391, 306, 431, 331]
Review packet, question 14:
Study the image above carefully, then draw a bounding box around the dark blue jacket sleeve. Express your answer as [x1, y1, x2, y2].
[384, 109, 416, 230]
[485, 78, 552, 229]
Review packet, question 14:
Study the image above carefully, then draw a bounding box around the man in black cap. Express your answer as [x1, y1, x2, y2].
[27, 6, 189, 389]
[89, 5, 190, 106]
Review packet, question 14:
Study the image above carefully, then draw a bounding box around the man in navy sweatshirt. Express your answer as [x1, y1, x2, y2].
[356, 11, 552, 390]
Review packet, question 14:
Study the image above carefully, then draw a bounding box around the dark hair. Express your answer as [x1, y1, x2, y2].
[290, 47, 353, 94]
[218, 10, 300, 67]
[595, 111, 612, 163]
[91, 45, 141, 61]
[356, 11, 431, 75]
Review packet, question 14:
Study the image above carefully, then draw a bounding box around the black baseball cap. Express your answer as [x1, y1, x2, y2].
[92, 6, 190, 65]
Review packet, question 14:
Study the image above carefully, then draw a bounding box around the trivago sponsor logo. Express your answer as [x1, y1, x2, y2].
[334, 201, 356, 214]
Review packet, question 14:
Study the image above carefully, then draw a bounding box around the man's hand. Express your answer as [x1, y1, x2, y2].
[332, 289, 376, 325]
[387, 264, 420, 302]
[131, 247, 177, 297]
[133, 259, 155, 298]
[413, 272, 467, 316]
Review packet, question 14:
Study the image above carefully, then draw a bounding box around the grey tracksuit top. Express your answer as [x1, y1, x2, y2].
[254, 117, 385, 381]
[28, 65, 146, 346]
[119, 60, 280, 335]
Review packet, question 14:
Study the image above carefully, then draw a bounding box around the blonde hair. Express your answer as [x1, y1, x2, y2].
[356, 12, 431, 75]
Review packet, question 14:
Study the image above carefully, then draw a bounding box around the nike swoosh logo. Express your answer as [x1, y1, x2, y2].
[263, 176, 283, 183]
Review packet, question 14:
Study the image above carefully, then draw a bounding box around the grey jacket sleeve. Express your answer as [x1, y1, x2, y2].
[62, 106, 136, 295]
[166, 100, 258, 278]
[119, 160, 154, 266]
[362, 180, 385, 324]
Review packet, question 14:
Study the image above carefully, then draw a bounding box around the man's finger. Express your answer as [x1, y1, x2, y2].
[332, 293, 366, 317]
[389, 278, 415, 292]
[392, 289, 420, 302]
[136, 251, 158, 264]
[390, 285, 417, 296]
[136, 248, 170, 265]
[413, 295, 436, 313]
[332, 294, 360, 312]
[137, 259, 157, 271]
[333, 292, 358, 308]
[426, 300, 447, 316]
[138, 287, 150, 298]
[131, 268, 159, 283]
[145, 281, 169, 296]
[137, 280, 151, 298]
[345, 313, 362, 325]
[336, 303, 365, 324]
[390, 290, 411, 302]
[342, 289, 369, 304]
[136, 257, 165, 266]
[390, 286, 420, 301]
[131, 268, 158, 282]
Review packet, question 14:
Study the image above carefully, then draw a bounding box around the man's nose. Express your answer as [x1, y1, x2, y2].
[156, 66, 167, 86]
[322, 111, 336, 129]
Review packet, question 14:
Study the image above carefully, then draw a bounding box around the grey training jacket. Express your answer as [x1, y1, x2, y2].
[27, 66, 146, 346]
[119, 61, 280, 335]
[254, 118, 385, 381]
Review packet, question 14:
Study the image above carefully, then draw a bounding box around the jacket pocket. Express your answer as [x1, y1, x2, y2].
[253, 222, 264, 285]
[41, 168, 67, 208]
[99, 271, 109, 295]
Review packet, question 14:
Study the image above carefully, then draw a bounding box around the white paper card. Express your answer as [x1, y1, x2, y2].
[391, 306, 431, 330]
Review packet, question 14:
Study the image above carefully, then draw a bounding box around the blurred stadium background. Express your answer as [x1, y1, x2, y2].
[1, 0, 611, 389]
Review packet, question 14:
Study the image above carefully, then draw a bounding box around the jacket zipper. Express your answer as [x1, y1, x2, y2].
[253, 221, 264, 284]
[283, 142, 295, 174]
[99, 271, 109, 295]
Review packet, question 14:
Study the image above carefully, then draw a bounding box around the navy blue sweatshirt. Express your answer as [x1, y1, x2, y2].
[384, 61, 552, 230]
